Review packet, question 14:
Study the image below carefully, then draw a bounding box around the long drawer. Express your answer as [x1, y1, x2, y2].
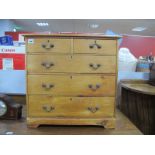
[27, 54, 116, 73]
[28, 96, 115, 118]
[27, 74, 116, 96]
[26, 38, 71, 53]
[73, 39, 116, 55]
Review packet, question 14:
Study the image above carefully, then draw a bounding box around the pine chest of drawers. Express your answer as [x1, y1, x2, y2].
[24, 34, 119, 128]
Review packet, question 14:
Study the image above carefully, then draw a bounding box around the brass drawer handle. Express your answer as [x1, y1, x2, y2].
[42, 105, 55, 112]
[89, 63, 101, 70]
[42, 43, 54, 49]
[88, 84, 101, 91]
[87, 107, 99, 113]
[89, 40, 102, 49]
[42, 83, 54, 89]
[41, 62, 54, 69]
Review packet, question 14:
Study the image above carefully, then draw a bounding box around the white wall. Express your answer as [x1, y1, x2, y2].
[0, 19, 15, 36]
[0, 20, 25, 94]
[0, 70, 26, 94]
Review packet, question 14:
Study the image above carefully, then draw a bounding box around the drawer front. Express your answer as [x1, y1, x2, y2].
[26, 38, 71, 53]
[28, 96, 115, 118]
[27, 54, 71, 73]
[27, 75, 116, 96]
[71, 55, 116, 73]
[27, 55, 116, 73]
[74, 39, 116, 55]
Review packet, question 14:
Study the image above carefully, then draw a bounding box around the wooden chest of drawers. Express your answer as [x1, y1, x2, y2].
[24, 34, 119, 128]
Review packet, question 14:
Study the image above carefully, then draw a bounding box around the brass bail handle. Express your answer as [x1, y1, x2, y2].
[87, 107, 99, 113]
[88, 84, 101, 91]
[42, 40, 54, 49]
[42, 83, 54, 89]
[89, 63, 101, 70]
[41, 62, 54, 69]
[42, 105, 55, 112]
[89, 40, 102, 49]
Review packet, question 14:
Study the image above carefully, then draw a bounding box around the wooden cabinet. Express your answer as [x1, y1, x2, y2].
[25, 34, 119, 128]
[120, 81, 155, 134]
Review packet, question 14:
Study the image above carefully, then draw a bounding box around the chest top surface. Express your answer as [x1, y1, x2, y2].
[23, 33, 121, 39]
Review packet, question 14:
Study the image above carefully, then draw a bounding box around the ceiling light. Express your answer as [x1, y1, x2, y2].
[13, 28, 16, 32]
[88, 24, 99, 29]
[132, 27, 147, 32]
[36, 23, 49, 26]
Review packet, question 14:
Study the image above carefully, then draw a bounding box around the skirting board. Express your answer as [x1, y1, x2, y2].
[27, 117, 115, 129]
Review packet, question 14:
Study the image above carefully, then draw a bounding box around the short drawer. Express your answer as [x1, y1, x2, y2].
[27, 54, 71, 73]
[28, 96, 115, 118]
[73, 39, 116, 55]
[27, 74, 116, 96]
[26, 38, 71, 53]
[27, 54, 116, 74]
[71, 55, 116, 73]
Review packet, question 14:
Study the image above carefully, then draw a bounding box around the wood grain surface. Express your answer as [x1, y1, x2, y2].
[120, 81, 155, 135]
[28, 96, 115, 118]
[27, 55, 116, 73]
[121, 83, 155, 95]
[27, 75, 116, 96]
[27, 38, 71, 53]
[73, 39, 116, 55]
